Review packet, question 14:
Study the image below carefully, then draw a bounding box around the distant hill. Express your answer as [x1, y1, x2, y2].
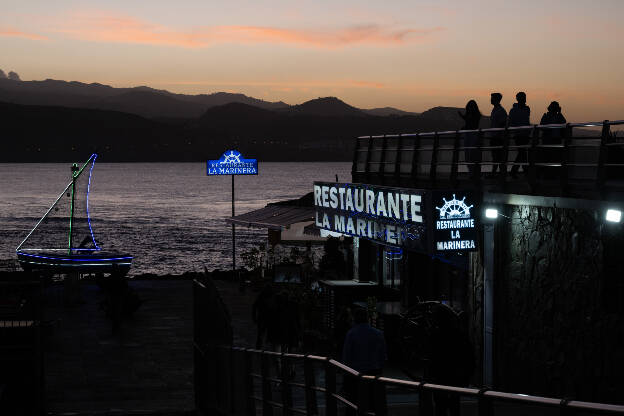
[0, 78, 508, 163]
[0, 78, 288, 119]
[285, 97, 366, 117]
[363, 107, 420, 117]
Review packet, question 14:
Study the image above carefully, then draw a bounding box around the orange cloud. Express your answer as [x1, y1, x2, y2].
[348, 80, 385, 89]
[0, 27, 48, 41]
[54, 12, 443, 48]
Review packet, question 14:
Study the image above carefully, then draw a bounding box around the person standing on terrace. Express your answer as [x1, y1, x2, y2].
[458, 100, 482, 176]
[489, 93, 508, 174]
[508, 91, 531, 176]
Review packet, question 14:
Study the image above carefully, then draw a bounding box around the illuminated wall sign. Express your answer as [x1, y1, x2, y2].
[313, 182, 428, 251]
[433, 193, 478, 252]
[314, 183, 480, 254]
[207, 150, 258, 176]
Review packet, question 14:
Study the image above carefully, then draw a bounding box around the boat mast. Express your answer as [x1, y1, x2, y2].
[68, 163, 79, 254]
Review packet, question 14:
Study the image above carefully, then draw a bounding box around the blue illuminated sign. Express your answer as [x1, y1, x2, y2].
[207, 150, 258, 176]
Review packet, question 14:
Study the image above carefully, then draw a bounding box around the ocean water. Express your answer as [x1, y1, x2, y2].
[0, 162, 351, 275]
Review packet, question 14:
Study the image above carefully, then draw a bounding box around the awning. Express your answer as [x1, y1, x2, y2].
[226, 205, 315, 230]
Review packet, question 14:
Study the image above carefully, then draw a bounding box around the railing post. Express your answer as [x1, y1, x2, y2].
[475, 128, 483, 184]
[411, 133, 422, 187]
[395, 135, 403, 184]
[560, 398, 576, 416]
[356, 374, 368, 416]
[500, 127, 510, 188]
[418, 382, 433, 416]
[430, 132, 440, 185]
[528, 125, 539, 193]
[261, 352, 273, 416]
[364, 137, 374, 184]
[352, 136, 360, 181]
[478, 388, 493, 416]
[325, 358, 337, 416]
[280, 352, 293, 416]
[597, 120, 610, 197]
[379, 135, 389, 185]
[303, 356, 318, 416]
[560, 123, 572, 195]
[372, 376, 388, 416]
[244, 349, 255, 416]
[451, 130, 460, 187]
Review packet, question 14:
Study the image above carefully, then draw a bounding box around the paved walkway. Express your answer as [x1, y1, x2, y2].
[44, 279, 195, 415]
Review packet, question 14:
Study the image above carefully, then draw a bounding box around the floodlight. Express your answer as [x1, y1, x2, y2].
[485, 209, 498, 219]
[606, 209, 622, 223]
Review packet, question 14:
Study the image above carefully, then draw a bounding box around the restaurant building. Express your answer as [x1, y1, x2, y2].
[314, 121, 624, 404]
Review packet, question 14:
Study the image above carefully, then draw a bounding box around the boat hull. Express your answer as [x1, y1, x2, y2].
[16, 251, 133, 275]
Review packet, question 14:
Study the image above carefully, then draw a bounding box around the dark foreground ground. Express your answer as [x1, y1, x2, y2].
[41, 277, 601, 416]
[44, 277, 257, 415]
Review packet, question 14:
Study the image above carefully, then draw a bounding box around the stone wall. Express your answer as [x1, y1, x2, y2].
[493, 205, 624, 404]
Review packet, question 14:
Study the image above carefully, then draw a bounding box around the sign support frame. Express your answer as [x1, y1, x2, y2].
[206, 150, 258, 285]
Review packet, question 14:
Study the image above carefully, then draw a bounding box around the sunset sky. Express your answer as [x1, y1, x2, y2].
[1, 0, 623, 122]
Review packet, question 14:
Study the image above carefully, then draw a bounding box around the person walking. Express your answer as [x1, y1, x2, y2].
[508, 92, 531, 176]
[458, 100, 482, 176]
[342, 308, 387, 415]
[489, 93, 508, 174]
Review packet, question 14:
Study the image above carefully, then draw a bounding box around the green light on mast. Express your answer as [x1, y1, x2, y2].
[68, 163, 79, 254]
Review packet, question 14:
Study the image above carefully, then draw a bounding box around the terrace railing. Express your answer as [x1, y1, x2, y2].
[193, 280, 624, 416]
[352, 120, 624, 200]
[194, 344, 624, 416]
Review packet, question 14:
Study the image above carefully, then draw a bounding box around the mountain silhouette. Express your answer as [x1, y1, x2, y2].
[0, 78, 288, 119]
[285, 96, 366, 117]
[0, 76, 507, 162]
[363, 107, 420, 117]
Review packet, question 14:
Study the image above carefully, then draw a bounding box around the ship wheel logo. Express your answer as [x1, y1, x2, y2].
[436, 194, 473, 219]
[221, 151, 241, 164]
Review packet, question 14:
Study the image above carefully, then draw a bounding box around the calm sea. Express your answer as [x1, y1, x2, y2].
[0, 162, 351, 275]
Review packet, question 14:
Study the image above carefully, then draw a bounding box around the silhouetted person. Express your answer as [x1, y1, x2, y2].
[540, 101, 567, 144]
[489, 93, 508, 173]
[426, 304, 474, 416]
[335, 306, 353, 357]
[252, 284, 276, 349]
[458, 100, 482, 176]
[343, 308, 387, 415]
[539, 101, 567, 178]
[508, 92, 531, 176]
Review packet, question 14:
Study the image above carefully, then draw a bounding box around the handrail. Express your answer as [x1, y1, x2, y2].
[193, 279, 624, 415]
[357, 120, 624, 139]
[352, 119, 624, 200]
[195, 343, 624, 415]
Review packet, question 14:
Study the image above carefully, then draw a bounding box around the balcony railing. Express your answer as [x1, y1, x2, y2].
[193, 279, 624, 416]
[352, 120, 624, 200]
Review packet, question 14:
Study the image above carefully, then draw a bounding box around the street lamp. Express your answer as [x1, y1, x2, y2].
[606, 209, 622, 223]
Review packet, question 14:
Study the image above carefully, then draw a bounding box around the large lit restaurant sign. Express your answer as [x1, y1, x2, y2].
[313, 183, 479, 254]
[433, 193, 478, 252]
[207, 150, 258, 176]
[313, 182, 428, 251]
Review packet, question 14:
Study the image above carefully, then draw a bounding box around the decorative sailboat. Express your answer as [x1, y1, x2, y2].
[16, 154, 133, 274]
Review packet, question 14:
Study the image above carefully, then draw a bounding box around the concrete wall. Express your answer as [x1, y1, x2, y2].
[493, 205, 624, 404]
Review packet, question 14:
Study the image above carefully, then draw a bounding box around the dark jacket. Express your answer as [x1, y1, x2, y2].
[540, 112, 567, 144]
[508, 103, 531, 127]
[490, 105, 508, 129]
[342, 323, 387, 373]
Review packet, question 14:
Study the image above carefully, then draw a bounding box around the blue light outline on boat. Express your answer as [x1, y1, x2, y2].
[17, 252, 133, 262]
[86, 153, 101, 251]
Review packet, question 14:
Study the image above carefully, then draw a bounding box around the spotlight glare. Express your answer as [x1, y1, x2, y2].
[485, 208, 498, 219]
[606, 209, 622, 223]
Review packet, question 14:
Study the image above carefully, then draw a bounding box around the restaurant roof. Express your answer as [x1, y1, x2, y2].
[225, 193, 316, 230]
